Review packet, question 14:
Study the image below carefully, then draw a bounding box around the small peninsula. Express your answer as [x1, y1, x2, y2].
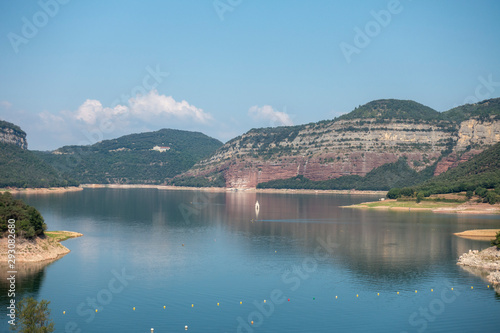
[0, 192, 82, 263]
[0, 231, 82, 263]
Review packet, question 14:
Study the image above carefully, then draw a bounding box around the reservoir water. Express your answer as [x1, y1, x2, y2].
[2, 188, 500, 332]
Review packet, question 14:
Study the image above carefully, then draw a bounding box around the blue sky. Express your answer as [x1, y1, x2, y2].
[1, 0, 500, 150]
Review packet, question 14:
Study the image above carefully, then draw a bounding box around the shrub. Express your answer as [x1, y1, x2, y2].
[491, 232, 500, 249]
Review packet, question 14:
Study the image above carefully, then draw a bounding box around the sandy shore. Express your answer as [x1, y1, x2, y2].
[454, 229, 500, 240]
[81, 184, 386, 195]
[0, 231, 82, 263]
[1, 186, 83, 194]
[345, 199, 500, 215]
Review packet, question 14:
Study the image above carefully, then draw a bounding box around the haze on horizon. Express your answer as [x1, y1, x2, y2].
[1, 0, 499, 150]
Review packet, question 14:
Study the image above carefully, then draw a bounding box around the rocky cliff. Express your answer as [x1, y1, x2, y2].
[0, 120, 27, 149]
[181, 99, 500, 189]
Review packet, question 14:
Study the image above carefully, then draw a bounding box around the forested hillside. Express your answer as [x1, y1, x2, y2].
[0, 143, 78, 188]
[387, 142, 500, 203]
[36, 128, 223, 184]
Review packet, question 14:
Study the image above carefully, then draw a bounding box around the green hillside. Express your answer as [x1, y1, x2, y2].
[413, 142, 500, 194]
[0, 142, 78, 188]
[36, 128, 223, 184]
[338, 99, 442, 122]
[442, 98, 500, 123]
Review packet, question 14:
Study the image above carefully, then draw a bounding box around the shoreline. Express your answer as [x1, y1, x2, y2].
[457, 246, 500, 288]
[81, 184, 387, 195]
[0, 230, 82, 263]
[1, 186, 83, 194]
[454, 229, 500, 240]
[344, 199, 500, 215]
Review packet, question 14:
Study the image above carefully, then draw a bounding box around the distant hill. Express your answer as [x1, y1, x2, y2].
[0, 142, 79, 188]
[35, 129, 223, 184]
[338, 99, 443, 122]
[180, 98, 500, 189]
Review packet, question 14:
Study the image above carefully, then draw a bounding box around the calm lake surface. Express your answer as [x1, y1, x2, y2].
[2, 188, 500, 332]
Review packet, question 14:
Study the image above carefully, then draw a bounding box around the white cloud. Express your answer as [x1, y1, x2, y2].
[74, 99, 128, 125]
[128, 90, 212, 123]
[248, 105, 293, 126]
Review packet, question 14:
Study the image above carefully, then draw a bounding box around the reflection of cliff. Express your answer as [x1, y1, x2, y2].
[221, 192, 492, 282]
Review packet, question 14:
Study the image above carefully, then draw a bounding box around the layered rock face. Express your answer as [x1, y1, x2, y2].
[187, 117, 500, 189]
[0, 121, 27, 149]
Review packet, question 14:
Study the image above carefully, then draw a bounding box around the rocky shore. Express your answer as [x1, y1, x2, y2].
[457, 247, 500, 287]
[0, 231, 82, 263]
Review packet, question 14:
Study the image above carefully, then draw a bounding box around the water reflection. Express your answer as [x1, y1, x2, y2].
[0, 260, 54, 317]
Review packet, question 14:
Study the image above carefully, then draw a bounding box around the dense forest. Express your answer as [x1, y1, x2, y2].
[35, 129, 223, 184]
[0, 192, 46, 238]
[257, 158, 436, 191]
[0, 143, 79, 188]
[387, 142, 500, 203]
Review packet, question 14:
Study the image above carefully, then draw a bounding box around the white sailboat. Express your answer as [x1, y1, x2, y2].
[255, 200, 260, 218]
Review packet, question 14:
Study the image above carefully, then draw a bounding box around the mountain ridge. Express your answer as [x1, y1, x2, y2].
[178, 98, 500, 188]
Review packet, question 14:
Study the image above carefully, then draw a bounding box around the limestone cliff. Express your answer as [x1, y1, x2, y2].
[181, 99, 500, 189]
[0, 120, 27, 149]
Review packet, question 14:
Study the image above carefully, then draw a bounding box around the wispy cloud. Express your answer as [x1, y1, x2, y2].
[248, 105, 293, 126]
[0, 100, 12, 109]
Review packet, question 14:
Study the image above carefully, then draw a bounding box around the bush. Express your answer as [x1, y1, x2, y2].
[491, 232, 500, 249]
[400, 187, 414, 197]
[416, 192, 424, 203]
[485, 191, 499, 205]
[387, 188, 401, 199]
[466, 190, 473, 200]
[475, 187, 488, 198]
[11, 297, 54, 332]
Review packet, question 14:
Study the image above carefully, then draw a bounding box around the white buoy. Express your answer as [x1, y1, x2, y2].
[255, 200, 260, 219]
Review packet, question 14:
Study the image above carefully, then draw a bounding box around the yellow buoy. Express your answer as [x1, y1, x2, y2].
[251, 321, 254, 325]
[397, 292, 399, 295]
[356, 294, 359, 297]
[451, 287, 453, 291]
[95, 309, 98, 313]
[191, 304, 194, 308]
[487, 285, 490, 288]
[335, 296, 338, 299]
[240, 301, 242, 305]
[63, 311, 66, 314]
[471, 286, 473, 289]
[133, 307, 135, 311]
[163, 305, 166, 309]
[264, 300, 266, 303]
[431, 289, 433, 292]
[415, 290, 417, 293]
[377, 293, 379, 296]
[217, 303, 219, 306]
